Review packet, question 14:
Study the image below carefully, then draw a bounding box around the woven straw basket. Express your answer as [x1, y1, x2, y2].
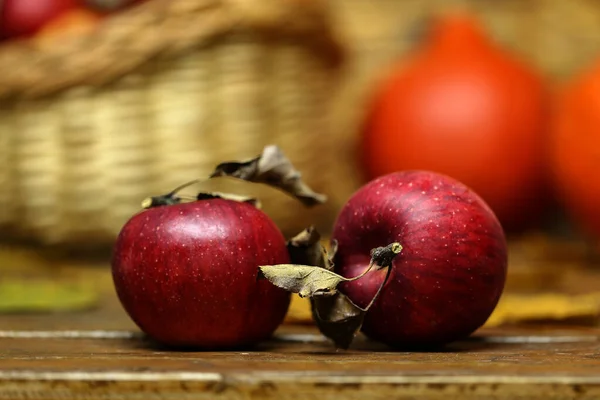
[0, 0, 346, 247]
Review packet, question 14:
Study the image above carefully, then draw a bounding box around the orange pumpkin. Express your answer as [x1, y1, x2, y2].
[550, 60, 600, 240]
[360, 13, 549, 233]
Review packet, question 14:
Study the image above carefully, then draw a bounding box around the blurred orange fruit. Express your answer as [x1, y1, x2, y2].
[0, 0, 77, 39]
[36, 8, 102, 41]
[550, 60, 600, 240]
[360, 13, 549, 233]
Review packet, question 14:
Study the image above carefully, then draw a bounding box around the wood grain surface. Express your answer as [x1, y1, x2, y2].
[1, 242, 600, 400]
[1, 311, 599, 399]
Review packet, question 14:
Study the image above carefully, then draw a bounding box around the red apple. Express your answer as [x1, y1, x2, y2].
[0, 0, 77, 39]
[332, 171, 507, 348]
[111, 198, 291, 348]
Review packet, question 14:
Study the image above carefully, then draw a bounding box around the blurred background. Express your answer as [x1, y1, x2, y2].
[2, 0, 600, 329]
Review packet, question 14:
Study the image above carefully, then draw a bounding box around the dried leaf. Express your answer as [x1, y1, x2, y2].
[141, 179, 201, 209]
[261, 238, 382, 299]
[0, 280, 99, 313]
[287, 226, 321, 249]
[141, 194, 181, 209]
[311, 293, 365, 349]
[195, 192, 261, 208]
[286, 227, 331, 269]
[259, 264, 344, 298]
[209, 145, 327, 207]
[264, 226, 403, 349]
[142, 183, 262, 209]
[312, 291, 362, 323]
[310, 244, 401, 349]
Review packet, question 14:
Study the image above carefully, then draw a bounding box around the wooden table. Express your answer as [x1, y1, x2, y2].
[1, 289, 599, 400]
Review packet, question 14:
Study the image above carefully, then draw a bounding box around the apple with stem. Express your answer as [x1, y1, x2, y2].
[332, 170, 507, 348]
[111, 145, 327, 349]
[111, 197, 291, 348]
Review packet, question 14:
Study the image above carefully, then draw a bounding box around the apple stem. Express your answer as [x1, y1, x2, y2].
[335, 242, 402, 283]
[345, 261, 376, 282]
[359, 264, 394, 312]
[141, 179, 204, 209]
[355, 242, 402, 312]
[371, 242, 403, 269]
[169, 179, 204, 194]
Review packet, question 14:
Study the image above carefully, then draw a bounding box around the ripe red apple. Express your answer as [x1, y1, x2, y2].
[111, 198, 291, 348]
[332, 171, 507, 348]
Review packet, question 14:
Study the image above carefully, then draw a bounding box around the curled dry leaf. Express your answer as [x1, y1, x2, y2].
[259, 229, 376, 299]
[141, 179, 201, 209]
[141, 179, 261, 210]
[286, 227, 331, 269]
[195, 192, 261, 208]
[311, 261, 396, 349]
[311, 292, 365, 350]
[259, 265, 344, 298]
[262, 226, 403, 349]
[260, 241, 386, 299]
[312, 241, 402, 349]
[209, 145, 327, 206]
[142, 145, 323, 210]
[141, 194, 182, 209]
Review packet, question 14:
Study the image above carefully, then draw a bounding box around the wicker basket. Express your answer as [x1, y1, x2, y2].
[0, 0, 347, 247]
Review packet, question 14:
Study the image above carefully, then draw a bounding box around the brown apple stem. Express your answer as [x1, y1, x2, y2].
[370, 242, 403, 269]
[358, 265, 394, 312]
[344, 261, 376, 282]
[169, 179, 205, 195]
[355, 242, 402, 312]
[346, 242, 402, 282]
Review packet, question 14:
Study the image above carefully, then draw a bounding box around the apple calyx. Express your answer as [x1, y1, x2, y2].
[258, 227, 402, 349]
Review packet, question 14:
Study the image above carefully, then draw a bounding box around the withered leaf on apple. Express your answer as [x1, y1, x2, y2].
[195, 192, 261, 208]
[311, 294, 366, 350]
[209, 145, 327, 206]
[258, 264, 345, 298]
[260, 226, 402, 349]
[286, 227, 327, 268]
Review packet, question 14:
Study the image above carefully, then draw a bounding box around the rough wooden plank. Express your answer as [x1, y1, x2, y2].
[0, 327, 599, 399]
[1, 264, 600, 399]
[1, 374, 600, 400]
